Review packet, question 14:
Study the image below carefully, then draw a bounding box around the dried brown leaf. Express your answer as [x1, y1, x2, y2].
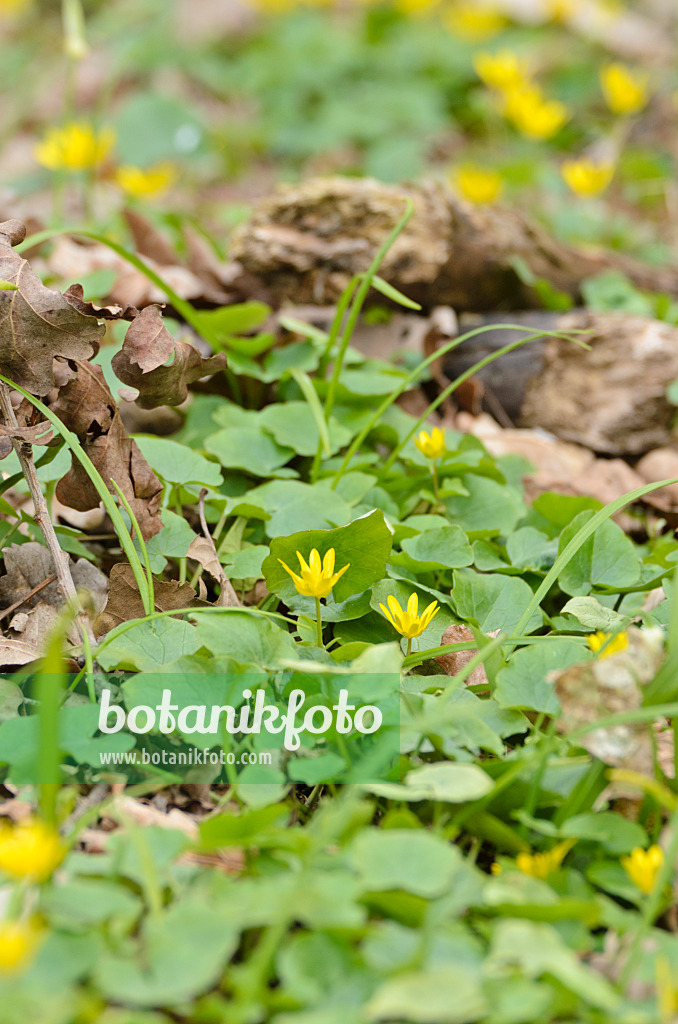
[51, 361, 163, 539]
[62, 284, 138, 322]
[434, 624, 499, 684]
[112, 305, 226, 409]
[0, 220, 104, 396]
[94, 562, 209, 636]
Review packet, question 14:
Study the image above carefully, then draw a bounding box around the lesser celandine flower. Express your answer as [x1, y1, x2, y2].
[114, 162, 176, 200]
[473, 50, 529, 93]
[415, 428, 446, 507]
[415, 427, 446, 460]
[587, 630, 628, 658]
[443, 2, 505, 41]
[279, 548, 349, 647]
[379, 593, 440, 655]
[600, 63, 648, 116]
[561, 157, 614, 197]
[34, 122, 115, 172]
[0, 0, 31, 15]
[0, 818, 65, 882]
[279, 548, 349, 600]
[503, 85, 569, 140]
[621, 845, 664, 894]
[515, 840, 574, 879]
[451, 164, 503, 205]
[0, 919, 43, 976]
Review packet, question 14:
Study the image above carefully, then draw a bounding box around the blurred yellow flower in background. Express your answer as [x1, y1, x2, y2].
[516, 840, 574, 878]
[115, 162, 176, 199]
[0, 919, 43, 976]
[0, 818, 65, 882]
[600, 63, 648, 115]
[444, 2, 505, 41]
[587, 630, 628, 658]
[503, 85, 569, 139]
[0, 0, 31, 15]
[35, 122, 115, 172]
[415, 427, 446, 459]
[395, 0, 440, 16]
[473, 49, 529, 93]
[621, 845, 664, 894]
[452, 164, 503, 205]
[561, 157, 614, 196]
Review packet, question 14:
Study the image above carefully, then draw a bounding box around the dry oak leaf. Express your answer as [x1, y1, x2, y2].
[0, 542, 108, 615]
[112, 304, 226, 409]
[94, 562, 209, 636]
[62, 283, 138, 322]
[51, 361, 163, 540]
[0, 220, 104, 396]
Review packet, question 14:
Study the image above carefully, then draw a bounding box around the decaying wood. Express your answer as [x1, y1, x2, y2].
[445, 311, 678, 456]
[230, 177, 678, 312]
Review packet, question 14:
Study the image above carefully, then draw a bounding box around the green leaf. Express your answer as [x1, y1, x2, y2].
[259, 401, 352, 457]
[367, 965, 487, 1023]
[561, 812, 647, 855]
[96, 618, 204, 671]
[263, 509, 392, 604]
[402, 761, 493, 802]
[444, 476, 525, 538]
[93, 900, 239, 1007]
[134, 437, 223, 488]
[494, 639, 587, 713]
[193, 611, 297, 669]
[452, 569, 542, 635]
[349, 828, 462, 898]
[401, 525, 473, 569]
[191, 302, 271, 342]
[205, 426, 294, 477]
[557, 512, 641, 596]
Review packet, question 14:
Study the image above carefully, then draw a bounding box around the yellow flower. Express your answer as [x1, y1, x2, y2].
[621, 844, 664, 894]
[600, 63, 648, 116]
[35, 122, 116, 172]
[452, 164, 503, 205]
[0, 0, 31, 15]
[0, 818, 65, 882]
[656, 956, 678, 1023]
[0, 919, 43, 976]
[543, 0, 581, 21]
[279, 547, 349, 599]
[414, 427, 446, 460]
[443, 2, 506, 41]
[114, 162, 176, 199]
[503, 85, 569, 139]
[516, 840, 574, 879]
[473, 50, 530, 93]
[379, 593, 440, 639]
[561, 157, 614, 197]
[587, 630, 629, 659]
[395, 0, 439, 16]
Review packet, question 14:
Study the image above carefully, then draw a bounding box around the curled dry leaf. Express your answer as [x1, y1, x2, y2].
[94, 562, 209, 636]
[51, 361, 163, 539]
[551, 626, 665, 774]
[112, 304, 227, 409]
[62, 284, 138, 322]
[0, 542, 108, 615]
[0, 219, 104, 396]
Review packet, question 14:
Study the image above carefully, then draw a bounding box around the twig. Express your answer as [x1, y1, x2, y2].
[0, 381, 96, 648]
[198, 488, 240, 607]
[0, 571, 57, 620]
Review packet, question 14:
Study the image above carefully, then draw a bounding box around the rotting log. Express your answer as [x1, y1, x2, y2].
[230, 177, 678, 312]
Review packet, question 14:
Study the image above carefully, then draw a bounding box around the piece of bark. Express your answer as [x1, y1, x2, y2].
[446, 311, 678, 456]
[230, 177, 678, 312]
